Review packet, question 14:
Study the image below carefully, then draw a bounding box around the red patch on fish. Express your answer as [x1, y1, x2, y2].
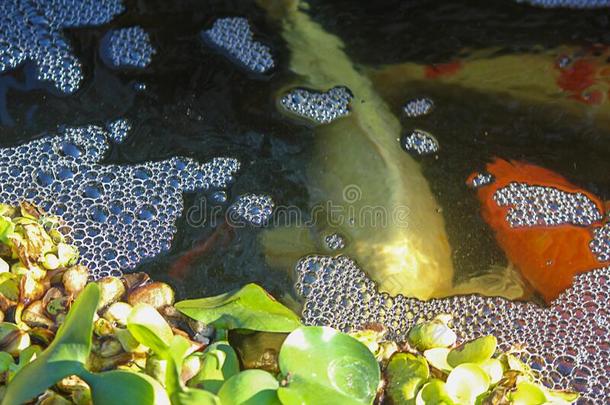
[425, 61, 463, 79]
[556, 59, 597, 94]
[468, 159, 608, 303]
[169, 222, 234, 280]
[555, 52, 610, 105]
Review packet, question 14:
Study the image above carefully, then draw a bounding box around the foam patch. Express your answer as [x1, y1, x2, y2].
[0, 122, 239, 278]
[228, 193, 274, 227]
[295, 254, 610, 402]
[0, 0, 124, 93]
[279, 86, 352, 124]
[401, 129, 439, 155]
[403, 97, 434, 118]
[493, 182, 602, 228]
[201, 17, 274, 74]
[101, 26, 156, 69]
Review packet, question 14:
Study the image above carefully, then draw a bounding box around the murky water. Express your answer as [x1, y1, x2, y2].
[2, 0, 610, 400]
[2, 1, 610, 296]
[3, 0, 609, 301]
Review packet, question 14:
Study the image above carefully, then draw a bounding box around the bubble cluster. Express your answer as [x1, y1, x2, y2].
[325, 233, 346, 250]
[0, 0, 124, 93]
[590, 223, 610, 262]
[228, 194, 274, 227]
[105, 118, 131, 143]
[279, 86, 352, 124]
[295, 254, 610, 401]
[401, 129, 439, 155]
[493, 183, 602, 228]
[467, 172, 495, 189]
[0, 123, 239, 278]
[211, 191, 228, 204]
[100, 26, 156, 69]
[201, 17, 274, 74]
[403, 97, 434, 118]
[516, 0, 610, 8]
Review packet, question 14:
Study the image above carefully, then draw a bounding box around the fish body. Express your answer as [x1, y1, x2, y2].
[258, 0, 455, 299]
[469, 158, 609, 302]
[373, 45, 610, 128]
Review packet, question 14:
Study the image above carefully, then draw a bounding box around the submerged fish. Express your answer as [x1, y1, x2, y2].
[257, 0, 526, 300]
[372, 45, 610, 129]
[468, 158, 610, 302]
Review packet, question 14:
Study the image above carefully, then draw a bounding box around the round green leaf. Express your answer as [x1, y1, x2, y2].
[83, 369, 171, 405]
[447, 336, 497, 367]
[423, 348, 452, 372]
[415, 379, 455, 405]
[218, 369, 280, 405]
[479, 358, 504, 384]
[408, 318, 457, 351]
[445, 363, 490, 405]
[175, 284, 301, 333]
[385, 352, 429, 404]
[278, 326, 380, 405]
[509, 381, 547, 405]
[173, 388, 221, 405]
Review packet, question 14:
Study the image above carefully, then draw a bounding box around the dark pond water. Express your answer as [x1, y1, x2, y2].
[2, 0, 610, 305]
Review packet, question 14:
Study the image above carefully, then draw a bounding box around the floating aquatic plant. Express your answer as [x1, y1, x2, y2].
[175, 283, 301, 333]
[379, 316, 579, 405]
[0, 203, 580, 404]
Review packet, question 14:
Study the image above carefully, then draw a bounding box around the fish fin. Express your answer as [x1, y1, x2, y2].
[260, 224, 318, 274]
[451, 263, 527, 300]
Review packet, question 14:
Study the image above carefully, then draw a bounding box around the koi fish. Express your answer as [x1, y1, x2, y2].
[468, 158, 610, 302]
[256, 0, 456, 300]
[169, 222, 234, 280]
[371, 45, 610, 129]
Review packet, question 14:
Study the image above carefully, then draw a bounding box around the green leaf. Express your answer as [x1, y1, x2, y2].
[447, 335, 497, 367]
[0, 352, 13, 372]
[8, 345, 42, 381]
[501, 353, 534, 378]
[415, 379, 455, 405]
[509, 381, 547, 405]
[385, 352, 430, 404]
[127, 304, 174, 355]
[277, 326, 379, 405]
[218, 369, 280, 405]
[445, 363, 490, 405]
[188, 341, 239, 394]
[175, 284, 301, 333]
[407, 316, 457, 351]
[3, 283, 100, 405]
[0, 273, 19, 301]
[545, 388, 580, 403]
[0, 216, 15, 244]
[423, 348, 452, 372]
[173, 388, 221, 405]
[82, 369, 171, 405]
[164, 335, 191, 397]
[479, 358, 504, 384]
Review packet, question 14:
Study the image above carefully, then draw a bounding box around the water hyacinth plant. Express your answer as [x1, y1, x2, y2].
[0, 203, 580, 404]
